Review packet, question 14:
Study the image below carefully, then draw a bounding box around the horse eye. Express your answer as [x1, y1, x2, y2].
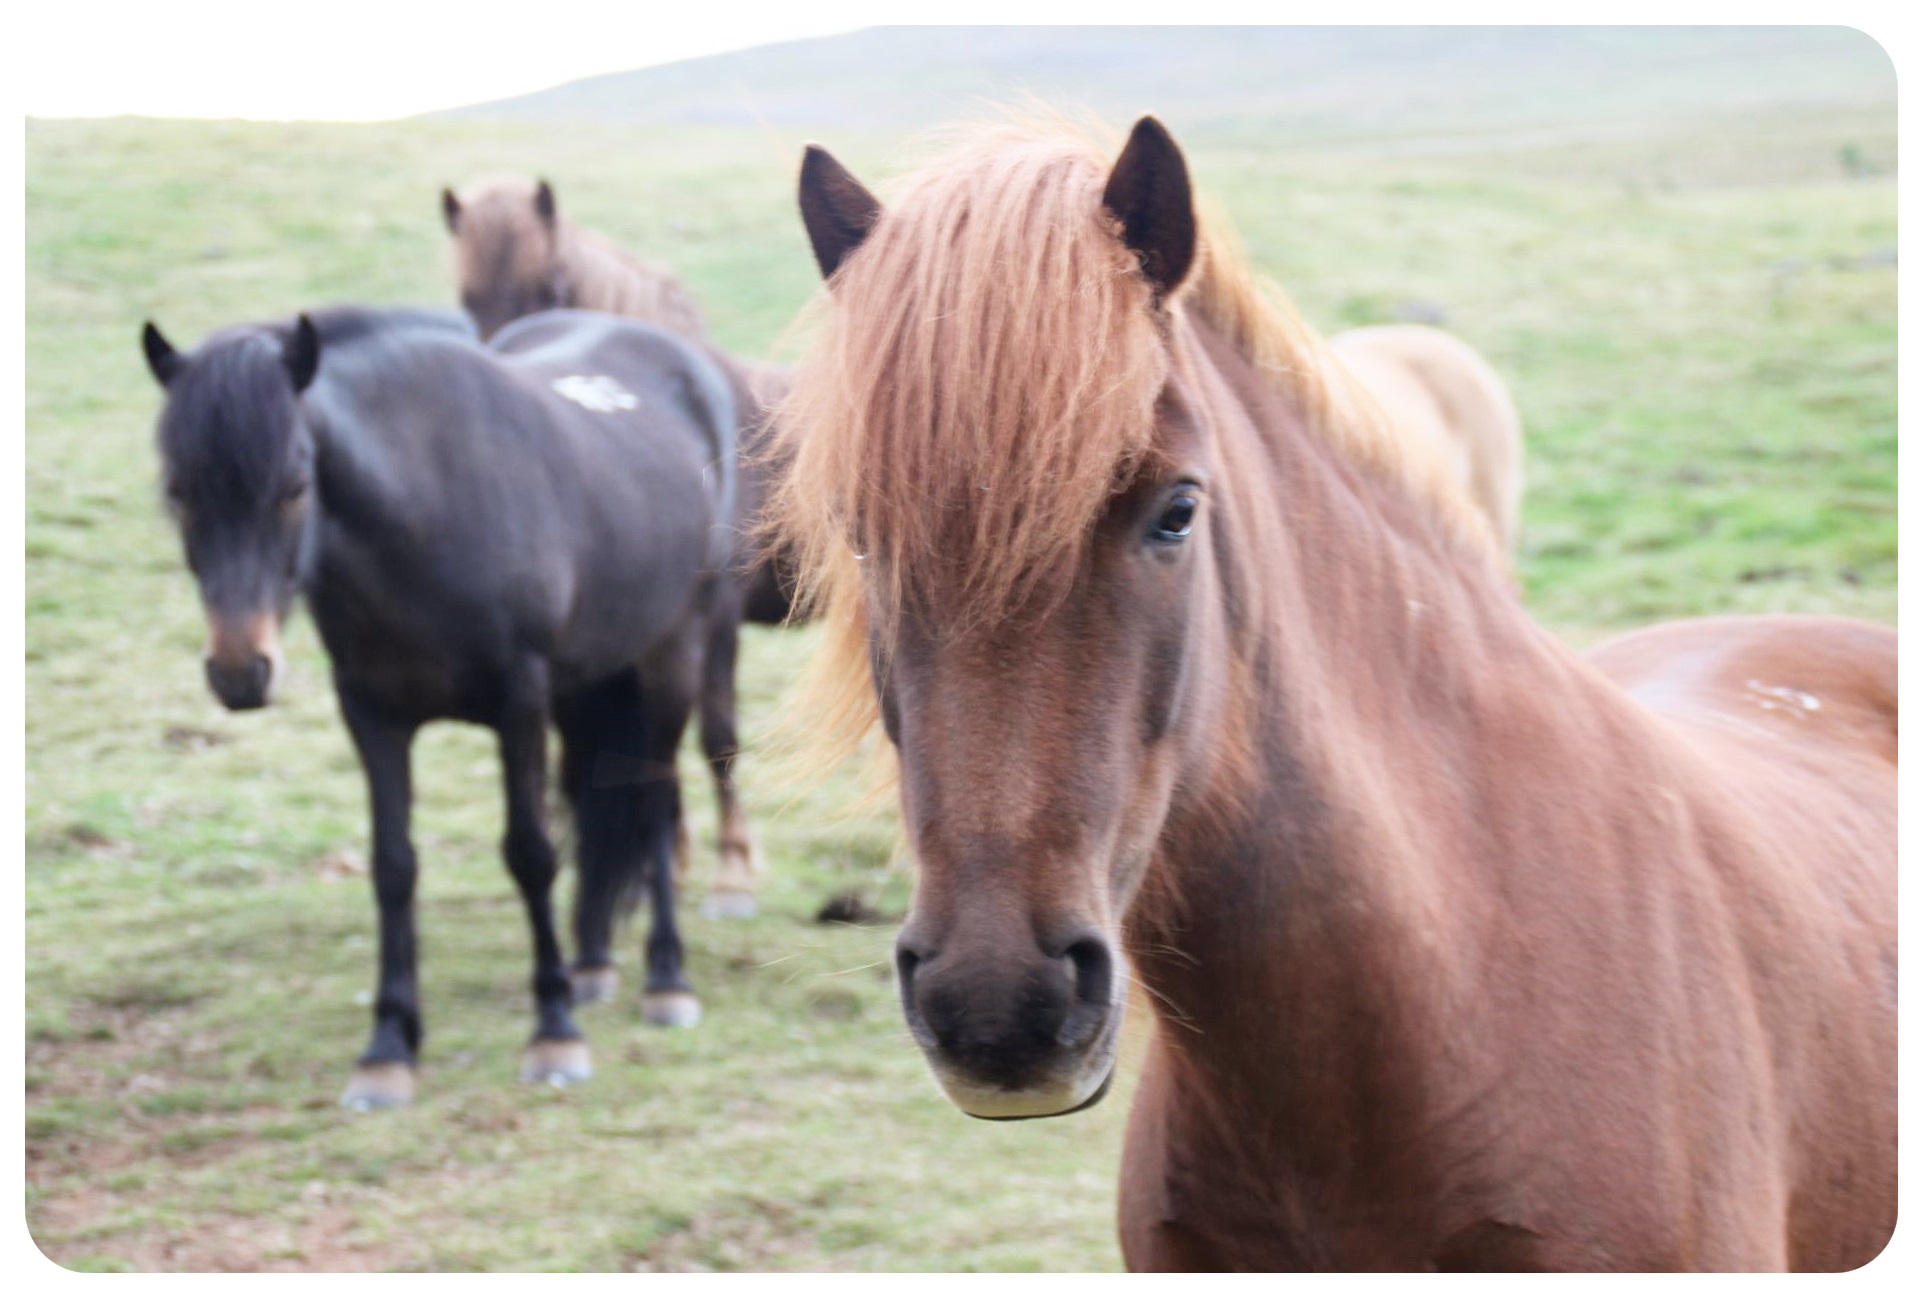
[1149, 492, 1198, 543]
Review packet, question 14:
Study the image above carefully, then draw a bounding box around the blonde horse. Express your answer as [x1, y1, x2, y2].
[1330, 324, 1524, 558]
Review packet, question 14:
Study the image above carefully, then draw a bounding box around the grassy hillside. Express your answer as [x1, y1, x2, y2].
[24, 89, 1894, 1271]
[437, 25, 1895, 139]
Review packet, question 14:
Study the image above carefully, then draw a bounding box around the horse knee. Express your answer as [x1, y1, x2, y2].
[503, 823, 557, 884]
[371, 850, 418, 907]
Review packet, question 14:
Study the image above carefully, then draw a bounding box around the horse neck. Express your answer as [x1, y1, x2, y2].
[1130, 315, 1652, 1133]
[557, 222, 704, 337]
[299, 360, 421, 573]
[555, 221, 617, 304]
[705, 349, 789, 443]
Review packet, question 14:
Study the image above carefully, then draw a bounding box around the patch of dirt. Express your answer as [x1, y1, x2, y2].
[627, 1195, 827, 1273]
[63, 823, 136, 857]
[27, 1002, 245, 1176]
[814, 891, 891, 926]
[31, 1193, 409, 1272]
[161, 725, 228, 752]
[311, 847, 368, 881]
[805, 988, 865, 1022]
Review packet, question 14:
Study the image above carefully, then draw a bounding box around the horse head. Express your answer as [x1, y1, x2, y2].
[142, 314, 321, 709]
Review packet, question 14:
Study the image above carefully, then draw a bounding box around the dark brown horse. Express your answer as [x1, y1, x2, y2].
[445, 175, 797, 915]
[773, 115, 1897, 1270]
[144, 306, 737, 1105]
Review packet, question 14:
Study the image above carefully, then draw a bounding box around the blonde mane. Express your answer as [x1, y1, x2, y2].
[767, 114, 1495, 770]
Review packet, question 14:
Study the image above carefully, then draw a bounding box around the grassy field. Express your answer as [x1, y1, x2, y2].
[23, 101, 1895, 1271]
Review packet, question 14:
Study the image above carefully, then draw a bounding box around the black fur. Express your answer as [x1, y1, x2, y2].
[147, 304, 738, 1081]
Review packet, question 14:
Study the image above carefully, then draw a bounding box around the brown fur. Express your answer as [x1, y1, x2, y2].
[772, 120, 1496, 773]
[1329, 323, 1525, 557]
[775, 113, 1896, 1271]
[445, 175, 706, 341]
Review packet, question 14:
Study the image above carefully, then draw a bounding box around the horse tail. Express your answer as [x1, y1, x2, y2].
[556, 668, 656, 945]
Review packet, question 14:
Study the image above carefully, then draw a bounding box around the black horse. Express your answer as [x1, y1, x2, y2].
[142, 305, 739, 1107]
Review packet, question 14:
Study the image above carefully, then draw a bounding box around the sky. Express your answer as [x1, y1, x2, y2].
[16, 2, 1896, 121]
[16, 3, 866, 121]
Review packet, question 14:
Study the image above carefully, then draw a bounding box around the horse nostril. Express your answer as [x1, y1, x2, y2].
[894, 940, 937, 1049]
[205, 654, 271, 710]
[1064, 937, 1114, 1008]
[895, 942, 923, 993]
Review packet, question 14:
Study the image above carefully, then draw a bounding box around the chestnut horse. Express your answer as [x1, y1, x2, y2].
[444, 175, 795, 914]
[1330, 324, 1524, 558]
[773, 116, 1896, 1270]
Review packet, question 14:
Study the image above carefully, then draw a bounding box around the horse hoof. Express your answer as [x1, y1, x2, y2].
[571, 965, 619, 1004]
[700, 890, 758, 920]
[642, 990, 702, 1028]
[340, 1062, 415, 1110]
[519, 1038, 593, 1086]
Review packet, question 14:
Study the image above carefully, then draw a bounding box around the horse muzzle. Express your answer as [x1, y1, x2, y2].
[203, 612, 283, 711]
[896, 925, 1124, 1120]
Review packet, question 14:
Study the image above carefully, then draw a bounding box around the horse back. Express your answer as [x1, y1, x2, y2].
[306, 309, 731, 706]
[489, 310, 736, 515]
[1589, 614, 1895, 1269]
[1591, 614, 1895, 770]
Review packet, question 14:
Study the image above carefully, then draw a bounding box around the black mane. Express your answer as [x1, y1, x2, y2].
[156, 306, 474, 512]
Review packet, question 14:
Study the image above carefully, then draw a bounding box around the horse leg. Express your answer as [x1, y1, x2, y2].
[555, 670, 648, 1005]
[338, 691, 423, 1109]
[638, 649, 703, 1027]
[698, 598, 761, 919]
[497, 659, 591, 1085]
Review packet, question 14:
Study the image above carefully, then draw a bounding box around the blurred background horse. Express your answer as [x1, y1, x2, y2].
[1330, 323, 1525, 559]
[143, 306, 738, 1107]
[445, 175, 799, 914]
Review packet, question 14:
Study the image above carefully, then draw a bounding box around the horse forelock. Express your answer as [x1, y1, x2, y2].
[449, 177, 557, 282]
[776, 124, 1166, 635]
[769, 112, 1500, 773]
[157, 327, 304, 507]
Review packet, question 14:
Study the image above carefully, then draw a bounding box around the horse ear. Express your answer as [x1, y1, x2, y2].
[534, 179, 557, 226]
[283, 314, 321, 394]
[441, 187, 461, 232]
[142, 320, 183, 387]
[798, 144, 882, 281]
[1102, 116, 1197, 299]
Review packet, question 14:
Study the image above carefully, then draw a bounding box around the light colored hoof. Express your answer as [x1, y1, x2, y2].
[340, 1062, 415, 1111]
[519, 1037, 593, 1086]
[572, 964, 620, 1004]
[700, 890, 759, 920]
[642, 989, 702, 1028]
[718, 820, 765, 883]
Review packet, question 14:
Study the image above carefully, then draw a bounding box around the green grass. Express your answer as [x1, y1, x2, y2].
[24, 102, 1894, 1271]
